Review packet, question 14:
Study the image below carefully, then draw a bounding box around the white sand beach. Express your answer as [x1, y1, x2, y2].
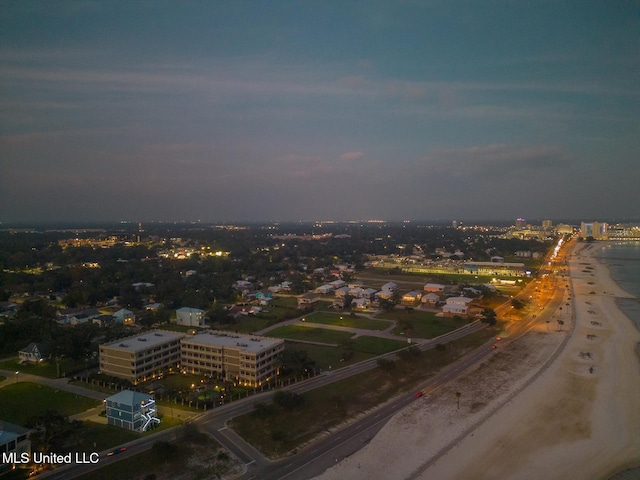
[315, 241, 640, 480]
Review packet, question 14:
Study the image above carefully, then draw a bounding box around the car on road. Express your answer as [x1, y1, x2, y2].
[107, 447, 127, 456]
[491, 344, 498, 349]
[414, 391, 424, 398]
[495, 336, 502, 341]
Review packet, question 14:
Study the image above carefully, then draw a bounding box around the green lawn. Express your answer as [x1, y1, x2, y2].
[302, 312, 391, 331]
[375, 309, 471, 339]
[354, 336, 408, 355]
[284, 341, 374, 370]
[283, 337, 409, 370]
[0, 382, 100, 424]
[266, 325, 354, 344]
[0, 357, 81, 379]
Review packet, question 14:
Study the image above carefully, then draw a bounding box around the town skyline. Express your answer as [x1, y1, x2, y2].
[1, 1, 638, 224]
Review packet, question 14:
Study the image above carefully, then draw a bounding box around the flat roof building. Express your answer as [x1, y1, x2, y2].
[463, 262, 526, 277]
[180, 331, 285, 387]
[99, 330, 184, 384]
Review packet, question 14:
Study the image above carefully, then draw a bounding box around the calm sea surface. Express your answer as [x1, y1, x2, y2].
[596, 245, 640, 480]
[594, 241, 640, 331]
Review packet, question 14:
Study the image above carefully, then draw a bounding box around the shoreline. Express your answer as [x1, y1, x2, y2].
[314, 240, 640, 480]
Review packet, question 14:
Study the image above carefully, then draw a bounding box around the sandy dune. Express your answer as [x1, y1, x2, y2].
[315, 242, 640, 480]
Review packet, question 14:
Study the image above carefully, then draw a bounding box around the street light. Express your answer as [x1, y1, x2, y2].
[15, 371, 19, 383]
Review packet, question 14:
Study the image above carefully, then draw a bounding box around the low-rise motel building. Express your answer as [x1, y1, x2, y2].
[181, 331, 284, 387]
[99, 329, 284, 387]
[99, 330, 184, 384]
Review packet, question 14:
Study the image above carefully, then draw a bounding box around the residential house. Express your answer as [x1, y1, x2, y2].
[255, 290, 274, 305]
[334, 286, 350, 298]
[329, 279, 346, 289]
[228, 305, 260, 320]
[402, 291, 423, 306]
[92, 314, 116, 327]
[0, 301, 18, 320]
[380, 282, 397, 292]
[349, 286, 365, 298]
[424, 283, 446, 293]
[113, 308, 135, 324]
[351, 298, 370, 310]
[375, 290, 394, 301]
[442, 297, 474, 316]
[332, 296, 348, 309]
[297, 292, 320, 306]
[105, 390, 160, 432]
[361, 288, 378, 300]
[421, 293, 440, 307]
[315, 284, 334, 295]
[18, 343, 49, 363]
[175, 307, 205, 327]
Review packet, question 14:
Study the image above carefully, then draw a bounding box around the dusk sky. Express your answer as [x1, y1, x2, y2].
[1, 1, 638, 224]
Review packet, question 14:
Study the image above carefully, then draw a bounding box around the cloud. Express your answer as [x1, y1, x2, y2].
[339, 151, 365, 161]
[420, 144, 572, 177]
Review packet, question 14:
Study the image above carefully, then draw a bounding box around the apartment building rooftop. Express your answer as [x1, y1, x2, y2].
[102, 330, 185, 353]
[183, 331, 282, 354]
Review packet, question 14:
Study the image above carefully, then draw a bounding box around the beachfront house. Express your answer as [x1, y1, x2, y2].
[105, 390, 160, 432]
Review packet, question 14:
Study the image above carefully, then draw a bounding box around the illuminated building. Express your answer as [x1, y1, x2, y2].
[580, 221, 608, 239]
[105, 390, 160, 432]
[180, 331, 284, 387]
[99, 330, 184, 384]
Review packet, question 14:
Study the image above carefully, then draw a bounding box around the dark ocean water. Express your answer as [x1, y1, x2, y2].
[595, 242, 640, 480]
[594, 242, 640, 331]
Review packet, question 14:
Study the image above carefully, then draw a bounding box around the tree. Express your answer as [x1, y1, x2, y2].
[479, 308, 497, 326]
[277, 349, 315, 376]
[27, 410, 84, 454]
[273, 391, 305, 410]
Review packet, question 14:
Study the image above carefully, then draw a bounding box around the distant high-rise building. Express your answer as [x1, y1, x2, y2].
[580, 221, 608, 239]
[515, 218, 526, 229]
[452, 220, 458, 228]
[542, 220, 553, 230]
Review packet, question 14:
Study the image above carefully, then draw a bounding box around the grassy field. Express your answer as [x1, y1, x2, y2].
[0, 357, 83, 379]
[375, 309, 470, 339]
[354, 336, 408, 355]
[266, 325, 354, 344]
[284, 341, 375, 370]
[301, 312, 391, 331]
[0, 382, 100, 424]
[231, 327, 498, 457]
